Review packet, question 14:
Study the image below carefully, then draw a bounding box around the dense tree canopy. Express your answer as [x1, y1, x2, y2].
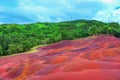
[0, 20, 120, 56]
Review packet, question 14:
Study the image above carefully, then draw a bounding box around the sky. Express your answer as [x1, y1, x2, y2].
[0, 0, 120, 24]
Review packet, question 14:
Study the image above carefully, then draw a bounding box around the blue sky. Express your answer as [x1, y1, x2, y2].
[0, 0, 120, 24]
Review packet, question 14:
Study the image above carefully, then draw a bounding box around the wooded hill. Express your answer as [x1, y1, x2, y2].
[0, 20, 120, 56]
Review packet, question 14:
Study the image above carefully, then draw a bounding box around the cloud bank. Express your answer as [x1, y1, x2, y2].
[0, 0, 119, 23]
[93, 0, 120, 23]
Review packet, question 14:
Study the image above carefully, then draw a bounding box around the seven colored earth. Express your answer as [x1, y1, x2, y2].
[0, 36, 120, 80]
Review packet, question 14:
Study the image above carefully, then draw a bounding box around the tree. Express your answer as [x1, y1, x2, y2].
[16, 44, 23, 53]
[7, 44, 17, 55]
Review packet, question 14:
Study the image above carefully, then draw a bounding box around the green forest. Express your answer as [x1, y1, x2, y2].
[0, 20, 120, 56]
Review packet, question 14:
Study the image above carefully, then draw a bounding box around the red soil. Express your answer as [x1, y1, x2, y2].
[0, 36, 120, 80]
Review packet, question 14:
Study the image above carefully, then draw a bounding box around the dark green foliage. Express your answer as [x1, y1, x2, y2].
[0, 20, 120, 56]
[7, 44, 18, 55]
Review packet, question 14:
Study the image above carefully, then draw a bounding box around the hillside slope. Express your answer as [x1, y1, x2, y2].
[0, 36, 120, 80]
[0, 20, 120, 56]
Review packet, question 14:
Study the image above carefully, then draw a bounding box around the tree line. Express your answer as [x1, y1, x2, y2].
[0, 20, 120, 56]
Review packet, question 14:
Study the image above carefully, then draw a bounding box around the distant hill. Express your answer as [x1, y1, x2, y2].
[0, 19, 120, 56]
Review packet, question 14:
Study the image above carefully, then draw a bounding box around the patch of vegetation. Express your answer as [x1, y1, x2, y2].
[0, 20, 120, 56]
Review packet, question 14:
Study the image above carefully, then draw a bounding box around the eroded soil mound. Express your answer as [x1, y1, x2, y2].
[0, 36, 120, 80]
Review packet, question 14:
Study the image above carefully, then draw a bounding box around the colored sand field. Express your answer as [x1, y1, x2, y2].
[0, 36, 120, 80]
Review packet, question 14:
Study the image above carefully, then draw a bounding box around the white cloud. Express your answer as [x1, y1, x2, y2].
[102, 0, 118, 5]
[16, 0, 105, 22]
[93, 8, 120, 23]
[0, 0, 118, 23]
[93, 0, 120, 23]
